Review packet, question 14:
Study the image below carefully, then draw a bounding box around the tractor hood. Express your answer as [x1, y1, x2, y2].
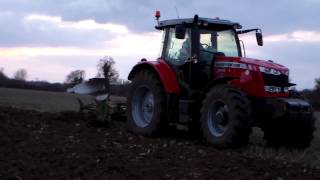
[216, 56, 289, 74]
[240, 57, 288, 71]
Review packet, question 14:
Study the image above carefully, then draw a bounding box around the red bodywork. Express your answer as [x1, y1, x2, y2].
[128, 59, 180, 94]
[215, 56, 289, 98]
[129, 57, 289, 98]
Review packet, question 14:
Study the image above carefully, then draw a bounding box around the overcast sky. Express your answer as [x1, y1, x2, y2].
[0, 0, 319, 89]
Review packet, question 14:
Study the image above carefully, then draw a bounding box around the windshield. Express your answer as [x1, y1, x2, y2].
[199, 29, 240, 57]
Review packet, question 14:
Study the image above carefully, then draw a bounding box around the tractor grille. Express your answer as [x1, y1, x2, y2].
[262, 73, 289, 87]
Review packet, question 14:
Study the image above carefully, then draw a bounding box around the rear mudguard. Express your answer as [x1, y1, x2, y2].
[128, 59, 180, 94]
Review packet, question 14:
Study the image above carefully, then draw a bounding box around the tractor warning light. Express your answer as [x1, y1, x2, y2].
[155, 11, 161, 19]
[155, 11, 161, 25]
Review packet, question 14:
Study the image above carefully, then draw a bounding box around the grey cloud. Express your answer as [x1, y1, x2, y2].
[0, 0, 319, 34]
[0, 13, 115, 47]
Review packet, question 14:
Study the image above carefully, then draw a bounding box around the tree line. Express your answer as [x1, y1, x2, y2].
[0, 56, 130, 96]
[301, 78, 320, 109]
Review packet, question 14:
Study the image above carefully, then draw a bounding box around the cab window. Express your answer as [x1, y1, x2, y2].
[199, 29, 239, 57]
[165, 28, 191, 66]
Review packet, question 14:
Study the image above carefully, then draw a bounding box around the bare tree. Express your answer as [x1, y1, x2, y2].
[65, 70, 86, 85]
[13, 68, 27, 81]
[96, 56, 119, 93]
[0, 67, 5, 77]
[315, 78, 320, 91]
[0, 67, 7, 81]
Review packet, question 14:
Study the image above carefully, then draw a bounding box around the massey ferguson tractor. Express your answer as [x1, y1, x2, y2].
[126, 12, 316, 149]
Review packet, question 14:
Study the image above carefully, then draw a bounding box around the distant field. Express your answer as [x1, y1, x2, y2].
[0, 87, 125, 112]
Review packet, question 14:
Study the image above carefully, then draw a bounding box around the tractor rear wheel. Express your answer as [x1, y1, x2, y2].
[262, 113, 315, 149]
[200, 85, 251, 148]
[127, 70, 166, 136]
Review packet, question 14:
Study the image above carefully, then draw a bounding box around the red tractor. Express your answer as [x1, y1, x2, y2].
[126, 13, 315, 149]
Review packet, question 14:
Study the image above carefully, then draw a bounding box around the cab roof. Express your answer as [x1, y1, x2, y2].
[155, 16, 242, 30]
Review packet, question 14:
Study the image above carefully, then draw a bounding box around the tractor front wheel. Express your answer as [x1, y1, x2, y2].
[200, 85, 251, 148]
[127, 70, 166, 136]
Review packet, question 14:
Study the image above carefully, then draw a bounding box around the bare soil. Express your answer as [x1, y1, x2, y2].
[0, 107, 320, 180]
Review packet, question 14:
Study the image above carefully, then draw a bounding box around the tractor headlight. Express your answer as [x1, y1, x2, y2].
[259, 66, 281, 75]
[264, 86, 282, 93]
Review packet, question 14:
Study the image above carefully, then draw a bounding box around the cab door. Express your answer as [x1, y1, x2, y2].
[163, 27, 192, 96]
[164, 28, 191, 67]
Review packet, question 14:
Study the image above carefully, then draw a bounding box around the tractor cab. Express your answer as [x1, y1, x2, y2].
[156, 15, 243, 63]
[155, 14, 264, 96]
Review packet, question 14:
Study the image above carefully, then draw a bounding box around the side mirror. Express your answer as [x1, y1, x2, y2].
[256, 32, 263, 46]
[175, 24, 186, 39]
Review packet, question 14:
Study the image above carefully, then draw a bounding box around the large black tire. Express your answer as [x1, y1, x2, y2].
[126, 70, 167, 136]
[262, 112, 315, 149]
[200, 85, 251, 148]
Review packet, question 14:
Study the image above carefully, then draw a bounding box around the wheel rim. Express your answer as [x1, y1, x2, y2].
[207, 101, 229, 137]
[132, 86, 154, 128]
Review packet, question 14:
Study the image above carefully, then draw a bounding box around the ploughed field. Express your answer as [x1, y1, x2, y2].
[0, 87, 320, 179]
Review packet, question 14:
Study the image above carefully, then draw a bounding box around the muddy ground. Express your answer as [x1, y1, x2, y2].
[0, 107, 320, 180]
